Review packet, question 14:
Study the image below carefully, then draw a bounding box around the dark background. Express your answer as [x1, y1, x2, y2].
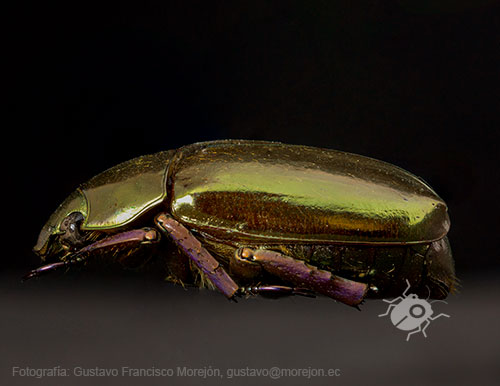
[6, 1, 500, 385]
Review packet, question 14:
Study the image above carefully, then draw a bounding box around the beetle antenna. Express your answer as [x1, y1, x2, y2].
[426, 285, 431, 301]
[402, 279, 411, 296]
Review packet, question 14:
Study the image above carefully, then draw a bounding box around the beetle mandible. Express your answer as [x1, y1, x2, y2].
[27, 140, 456, 307]
[379, 279, 450, 340]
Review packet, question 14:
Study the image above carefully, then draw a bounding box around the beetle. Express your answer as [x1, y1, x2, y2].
[379, 279, 450, 340]
[27, 140, 456, 307]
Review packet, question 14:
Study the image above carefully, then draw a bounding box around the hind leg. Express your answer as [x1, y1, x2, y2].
[234, 248, 368, 307]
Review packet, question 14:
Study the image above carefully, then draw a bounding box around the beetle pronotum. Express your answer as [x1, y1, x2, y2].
[27, 140, 456, 307]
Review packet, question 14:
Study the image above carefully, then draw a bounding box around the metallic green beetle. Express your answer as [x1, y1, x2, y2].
[28, 140, 456, 306]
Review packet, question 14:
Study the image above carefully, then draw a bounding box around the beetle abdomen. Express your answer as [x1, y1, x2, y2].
[280, 236, 454, 299]
[170, 141, 449, 245]
[199, 234, 455, 299]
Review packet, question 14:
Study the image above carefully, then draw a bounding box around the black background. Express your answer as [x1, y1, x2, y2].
[6, 1, 500, 385]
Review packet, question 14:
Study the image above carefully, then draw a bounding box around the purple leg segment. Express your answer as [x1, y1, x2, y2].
[23, 228, 160, 281]
[237, 248, 368, 306]
[155, 214, 239, 299]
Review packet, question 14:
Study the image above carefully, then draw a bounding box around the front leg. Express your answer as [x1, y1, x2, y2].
[155, 214, 239, 299]
[23, 228, 160, 280]
[236, 248, 368, 307]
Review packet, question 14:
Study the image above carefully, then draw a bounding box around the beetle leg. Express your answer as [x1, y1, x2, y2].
[378, 303, 398, 317]
[235, 248, 368, 307]
[406, 324, 424, 341]
[420, 319, 432, 338]
[22, 260, 71, 281]
[23, 228, 160, 281]
[401, 279, 412, 297]
[239, 285, 316, 299]
[382, 296, 404, 304]
[428, 313, 450, 321]
[155, 213, 239, 299]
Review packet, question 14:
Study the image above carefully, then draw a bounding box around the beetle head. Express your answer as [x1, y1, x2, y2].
[33, 151, 173, 264]
[33, 188, 89, 262]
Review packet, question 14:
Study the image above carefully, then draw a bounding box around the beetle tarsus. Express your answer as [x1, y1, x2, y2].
[238, 285, 316, 299]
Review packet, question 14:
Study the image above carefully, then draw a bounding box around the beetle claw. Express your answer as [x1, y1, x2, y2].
[21, 271, 37, 282]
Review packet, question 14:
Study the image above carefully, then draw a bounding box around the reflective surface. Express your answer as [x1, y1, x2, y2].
[171, 141, 449, 245]
[2, 271, 497, 386]
[81, 150, 174, 230]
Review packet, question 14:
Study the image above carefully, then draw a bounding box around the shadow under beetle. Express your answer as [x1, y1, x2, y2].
[27, 140, 456, 307]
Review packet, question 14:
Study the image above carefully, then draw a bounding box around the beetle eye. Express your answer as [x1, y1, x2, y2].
[60, 212, 84, 232]
[59, 212, 86, 249]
